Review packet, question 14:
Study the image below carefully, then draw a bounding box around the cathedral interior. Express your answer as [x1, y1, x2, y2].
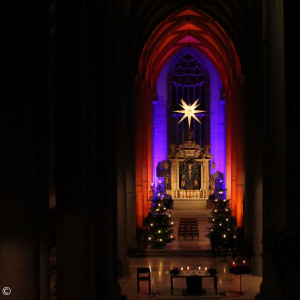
[1, 1, 300, 300]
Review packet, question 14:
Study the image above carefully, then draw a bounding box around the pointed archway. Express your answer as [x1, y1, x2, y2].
[134, 6, 245, 228]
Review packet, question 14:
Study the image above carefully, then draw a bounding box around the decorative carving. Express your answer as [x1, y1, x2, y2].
[166, 139, 212, 200]
[209, 175, 215, 190]
[176, 144, 186, 158]
[172, 165, 177, 189]
[188, 129, 194, 140]
[203, 144, 212, 158]
[168, 141, 212, 160]
[193, 174, 200, 190]
[165, 173, 171, 190]
[194, 144, 202, 158]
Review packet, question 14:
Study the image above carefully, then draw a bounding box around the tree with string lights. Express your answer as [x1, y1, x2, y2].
[206, 177, 237, 248]
[144, 181, 175, 248]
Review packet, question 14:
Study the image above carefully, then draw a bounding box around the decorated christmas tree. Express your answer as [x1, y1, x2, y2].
[144, 181, 175, 248]
[206, 177, 237, 247]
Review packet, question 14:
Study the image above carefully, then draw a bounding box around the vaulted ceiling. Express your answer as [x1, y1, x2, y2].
[138, 7, 243, 90]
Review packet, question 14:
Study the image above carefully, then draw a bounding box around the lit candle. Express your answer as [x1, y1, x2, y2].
[232, 262, 236, 266]
[205, 267, 207, 273]
[181, 267, 183, 272]
[187, 266, 189, 272]
[198, 266, 201, 272]
[243, 260, 246, 264]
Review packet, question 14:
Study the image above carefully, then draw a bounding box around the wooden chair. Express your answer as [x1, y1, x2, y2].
[137, 267, 151, 294]
[178, 225, 186, 240]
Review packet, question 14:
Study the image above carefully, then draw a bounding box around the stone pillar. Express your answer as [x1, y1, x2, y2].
[125, 65, 138, 250]
[0, 2, 50, 300]
[260, 0, 288, 298]
[126, 166, 137, 249]
[229, 82, 245, 227]
[55, 0, 122, 298]
[252, 178, 263, 276]
[243, 4, 264, 277]
[135, 82, 148, 228]
[225, 91, 232, 203]
[115, 3, 130, 276]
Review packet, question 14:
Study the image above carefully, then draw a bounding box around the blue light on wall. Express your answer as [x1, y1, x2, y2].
[153, 59, 172, 184]
[153, 48, 225, 184]
[200, 54, 226, 179]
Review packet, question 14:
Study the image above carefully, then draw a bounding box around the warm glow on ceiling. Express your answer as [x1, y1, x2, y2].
[138, 6, 242, 91]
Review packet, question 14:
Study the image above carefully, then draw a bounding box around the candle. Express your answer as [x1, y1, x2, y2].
[187, 266, 189, 272]
[181, 267, 183, 272]
[232, 262, 236, 266]
[205, 267, 207, 273]
[243, 260, 246, 264]
[198, 266, 201, 272]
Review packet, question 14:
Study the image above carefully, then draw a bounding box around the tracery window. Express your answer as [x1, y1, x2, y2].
[168, 50, 208, 145]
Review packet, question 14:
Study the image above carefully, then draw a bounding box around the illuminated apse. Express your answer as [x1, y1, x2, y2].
[153, 47, 225, 185]
[136, 7, 244, 226]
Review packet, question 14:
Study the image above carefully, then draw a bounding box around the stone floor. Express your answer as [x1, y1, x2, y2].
[119, 257, 262, 300]
[119, 209, 262, 300]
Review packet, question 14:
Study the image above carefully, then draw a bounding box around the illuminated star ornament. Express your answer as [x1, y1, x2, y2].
[174, 99, 205, 128]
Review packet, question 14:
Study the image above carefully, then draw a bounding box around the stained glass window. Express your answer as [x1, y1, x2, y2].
[168, 49, 208, 145]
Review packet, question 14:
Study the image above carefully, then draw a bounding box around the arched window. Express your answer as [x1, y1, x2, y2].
[168, 49, 209, 145]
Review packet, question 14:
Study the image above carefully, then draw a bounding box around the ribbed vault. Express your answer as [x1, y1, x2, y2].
[138, 7, 243, 91]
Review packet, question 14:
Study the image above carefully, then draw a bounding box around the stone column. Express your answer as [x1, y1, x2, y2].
[115, 3, 130, 276]
[55, 0, 123, 298]
[243, 5, 264, 277]
[260, 0, 287, 298]
[125, 66, 138, 249]
[0, 2, 50, 300]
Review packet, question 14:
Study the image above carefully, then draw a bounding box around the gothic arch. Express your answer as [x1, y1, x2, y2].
[134, 5, 246, 228]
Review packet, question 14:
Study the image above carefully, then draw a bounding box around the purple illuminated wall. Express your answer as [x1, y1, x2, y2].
[153, 48, 225, 184]
[201, 54, 226, 179]
[152, 59, 172, 184]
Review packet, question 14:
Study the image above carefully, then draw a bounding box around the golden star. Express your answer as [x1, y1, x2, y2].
[174, 99, 205, 128]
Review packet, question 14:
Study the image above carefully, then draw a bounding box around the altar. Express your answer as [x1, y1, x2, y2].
[158, 139, 214, 210]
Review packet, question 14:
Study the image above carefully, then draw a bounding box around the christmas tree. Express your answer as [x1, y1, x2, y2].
[144, 181, 175, 248]
[206, 177, 237, 247]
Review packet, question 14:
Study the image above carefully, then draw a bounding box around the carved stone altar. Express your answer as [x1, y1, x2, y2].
[165, 140, 213, 210]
